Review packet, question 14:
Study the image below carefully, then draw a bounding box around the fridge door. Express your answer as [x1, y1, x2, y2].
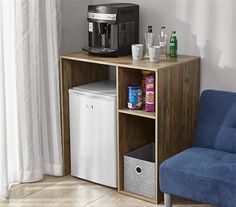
[69, 89, 117, 188]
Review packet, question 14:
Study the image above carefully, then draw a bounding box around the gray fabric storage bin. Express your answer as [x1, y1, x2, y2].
[124, 143, 155, 199]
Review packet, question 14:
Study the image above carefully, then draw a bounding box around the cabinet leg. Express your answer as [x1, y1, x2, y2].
[164, 193, 172, 207]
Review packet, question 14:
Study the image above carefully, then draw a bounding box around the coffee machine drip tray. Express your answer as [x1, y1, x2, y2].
[88, 47, 117, 57]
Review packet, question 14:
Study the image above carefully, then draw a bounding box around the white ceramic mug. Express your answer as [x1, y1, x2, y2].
[132, 44, 144, 60]
[149, 46, 160, 62]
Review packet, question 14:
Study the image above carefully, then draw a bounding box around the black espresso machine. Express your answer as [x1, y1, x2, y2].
[87, 3, 139, 57]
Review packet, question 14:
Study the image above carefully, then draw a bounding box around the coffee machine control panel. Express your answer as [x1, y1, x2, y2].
[88, 12, 116, 21]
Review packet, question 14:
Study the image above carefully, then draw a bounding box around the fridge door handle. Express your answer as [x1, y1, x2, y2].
[86, 104, 94, 109]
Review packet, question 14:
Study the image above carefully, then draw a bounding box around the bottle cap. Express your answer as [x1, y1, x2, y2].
[148, 25, 152, 33]
[172, 31, 176, 34]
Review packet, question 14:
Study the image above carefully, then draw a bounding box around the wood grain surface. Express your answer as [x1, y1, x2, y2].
[0, 176, 214, 207]
[157, 59, 200, 201]
[61, 51, 199, 71]
[60, 53, 200, 204]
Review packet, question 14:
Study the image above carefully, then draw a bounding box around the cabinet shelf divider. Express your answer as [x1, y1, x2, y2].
[118, 109, 156, 119]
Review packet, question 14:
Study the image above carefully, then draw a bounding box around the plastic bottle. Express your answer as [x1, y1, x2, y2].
[144, 26, 154, 58]
[169, 31, 178, 57]
[159, 26, 167, 60]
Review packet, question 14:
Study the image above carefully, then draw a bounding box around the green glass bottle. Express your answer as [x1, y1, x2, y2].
[169, 31, 177, 57]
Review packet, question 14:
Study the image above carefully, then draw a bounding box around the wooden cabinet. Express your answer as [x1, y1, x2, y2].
[60, 51, 200, 203]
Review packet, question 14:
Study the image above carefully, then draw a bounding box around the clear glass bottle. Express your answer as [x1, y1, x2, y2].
[158, 26, 168, 60]
[144, 25, 154, 58]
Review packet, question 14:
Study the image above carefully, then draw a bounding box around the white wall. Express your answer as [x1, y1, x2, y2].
[61, 0, 92, 54]
[62, 0, 236, 92]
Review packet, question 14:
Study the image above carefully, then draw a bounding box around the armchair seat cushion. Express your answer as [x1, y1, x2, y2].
[160, 147, 236, 207]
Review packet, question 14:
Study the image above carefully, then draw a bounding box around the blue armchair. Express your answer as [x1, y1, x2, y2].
[159, 90, 236, 207]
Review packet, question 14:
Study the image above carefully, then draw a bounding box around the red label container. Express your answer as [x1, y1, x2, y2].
[145, 76, 155, 112]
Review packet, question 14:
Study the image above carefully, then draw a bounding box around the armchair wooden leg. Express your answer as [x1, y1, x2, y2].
[164, 193, 172, 207]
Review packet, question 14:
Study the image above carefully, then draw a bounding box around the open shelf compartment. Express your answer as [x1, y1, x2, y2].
[117, 66, 156, 119]
[117, 113, 157, 203]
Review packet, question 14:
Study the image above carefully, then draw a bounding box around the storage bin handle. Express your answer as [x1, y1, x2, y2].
[136, 166, 142, 174]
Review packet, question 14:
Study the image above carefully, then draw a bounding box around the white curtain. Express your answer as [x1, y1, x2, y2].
[0, 0, 62, 198]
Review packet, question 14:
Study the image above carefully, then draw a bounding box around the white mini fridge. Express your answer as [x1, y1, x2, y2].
[69, 80, 117, 188]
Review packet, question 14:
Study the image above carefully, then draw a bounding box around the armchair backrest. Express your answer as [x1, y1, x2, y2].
[194, 90, 236, 153]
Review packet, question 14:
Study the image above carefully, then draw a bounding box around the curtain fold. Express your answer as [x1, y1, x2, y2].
[0, 2, 9, 197]
[0, 0, 62, 198]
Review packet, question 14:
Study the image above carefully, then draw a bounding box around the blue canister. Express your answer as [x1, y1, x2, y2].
[128, 85, 142, 110]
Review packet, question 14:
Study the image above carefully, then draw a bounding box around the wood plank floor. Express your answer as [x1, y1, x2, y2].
[0, 176, 214, 207]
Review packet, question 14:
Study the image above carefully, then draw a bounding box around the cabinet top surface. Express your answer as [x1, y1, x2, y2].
[61, 51, 200, 71]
